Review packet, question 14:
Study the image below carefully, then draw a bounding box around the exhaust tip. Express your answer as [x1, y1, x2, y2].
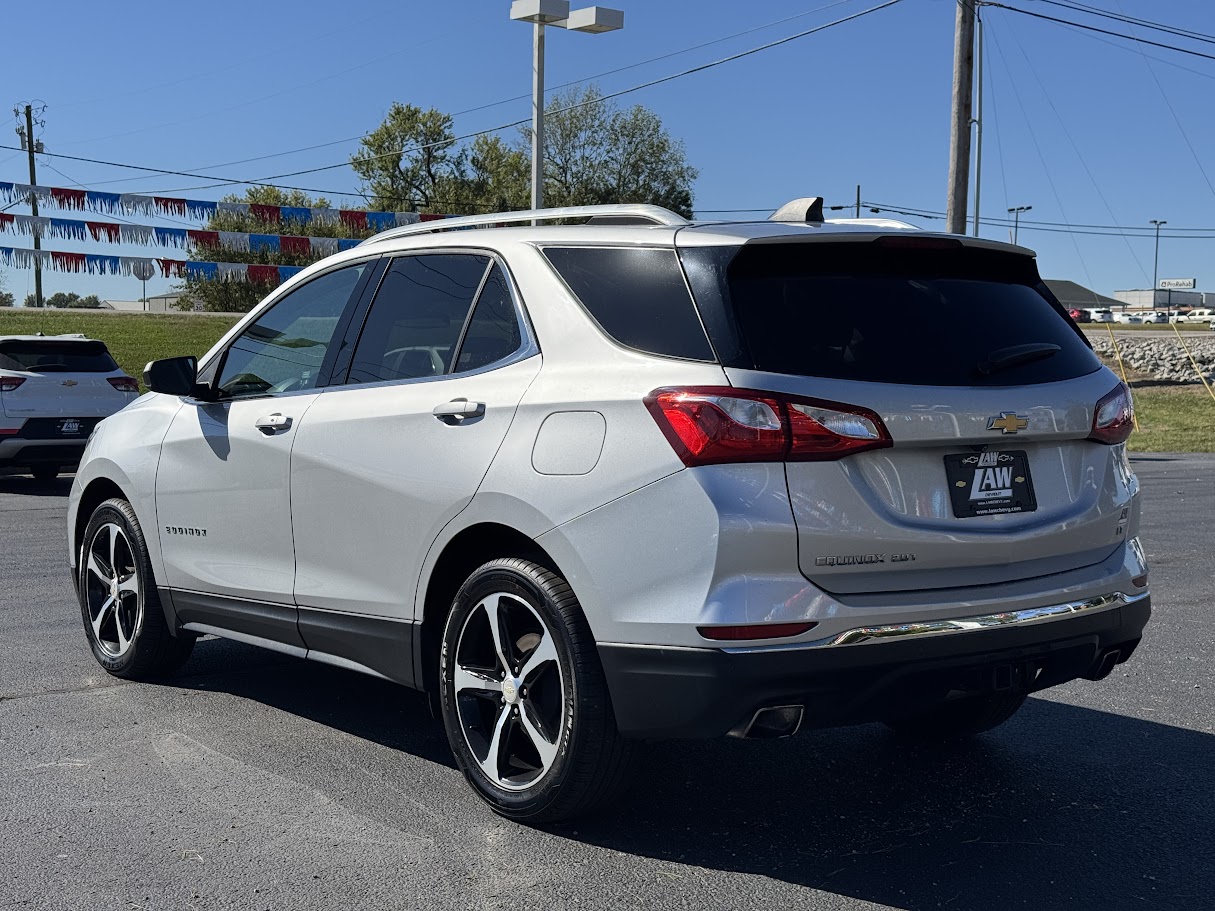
[1085, 649, 1122, 681]
[731, 705, 805, 740]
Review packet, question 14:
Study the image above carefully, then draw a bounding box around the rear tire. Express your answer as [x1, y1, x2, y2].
[78, 498, 194, 679]
[439, 557, 632, 824]
[30, 465, 58, 481]
[886, 692, 1027, 740]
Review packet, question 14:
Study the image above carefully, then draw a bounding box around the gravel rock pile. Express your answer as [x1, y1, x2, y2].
[1088, 334, 1215, 384]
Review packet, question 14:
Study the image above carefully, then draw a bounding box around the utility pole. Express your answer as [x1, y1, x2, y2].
[20, 104, 44, 308]
[531, 21, 546, 212]
[971, 8, 984, 237]
[855, 184, 861, 219]
[946, 0, 976, 234]
[1008, 205, 1031, 244]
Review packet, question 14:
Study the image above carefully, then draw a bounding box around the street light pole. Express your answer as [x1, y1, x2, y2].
[1008, 205, 1031, 244]
[1150, 219, 1167, 316]
[511, 1, 624, 214]
[531, 21, 545, 211]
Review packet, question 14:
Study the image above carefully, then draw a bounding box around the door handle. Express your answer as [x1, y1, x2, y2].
[432, 399, 485, 420]
[255, 413, 292, 434]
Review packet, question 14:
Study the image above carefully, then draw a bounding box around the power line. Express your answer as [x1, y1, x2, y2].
[1, 0, 906, 201]
[998, 16, 1150, 281]
[1026, 0, 1215, 46]
[985, 3, 1215, 63]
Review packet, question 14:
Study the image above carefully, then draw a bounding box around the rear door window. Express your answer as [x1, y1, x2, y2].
[705, 241, 1100, 386]
[0, 340, 118, 373]
[453, 263, 524, 373]
[542, 247, 714, 361]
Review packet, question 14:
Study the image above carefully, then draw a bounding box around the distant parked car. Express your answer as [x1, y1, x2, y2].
[1141, 311, 1169, 324]
[1177, 308, 1214, 324]
[0, 334, 139, 479]
[1067, 308, 1092, 323]
[1113, 312, 1143, 324]
[1087, 308, 1114, 323]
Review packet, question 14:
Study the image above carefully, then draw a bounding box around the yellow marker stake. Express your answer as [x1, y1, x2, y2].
[1169, 321, 1215, 403]
[1105, 323, 1140, 431]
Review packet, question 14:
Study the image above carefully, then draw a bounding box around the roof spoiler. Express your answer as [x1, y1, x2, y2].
[769, 197, 825, 224]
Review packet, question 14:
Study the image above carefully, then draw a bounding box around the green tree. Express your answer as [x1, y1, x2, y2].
[67, 294, 102, 309]
[530, 86, 697, 217]
[350, 103, 469, 213]
[0, 273, 12, 307]
[350, 87, 698, 217]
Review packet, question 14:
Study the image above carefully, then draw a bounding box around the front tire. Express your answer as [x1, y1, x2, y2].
[78, 498, 194, 679]
[886, 691, 1027, 740]
[439, 557, 632, 823]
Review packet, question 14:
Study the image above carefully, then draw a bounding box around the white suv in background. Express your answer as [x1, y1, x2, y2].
[67, 202, 1150, 822]
[0, 334, 139, 479]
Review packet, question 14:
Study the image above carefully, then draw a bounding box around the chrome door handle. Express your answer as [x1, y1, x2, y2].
[255, 413, 292, 433]
[432, 399, 485, 420]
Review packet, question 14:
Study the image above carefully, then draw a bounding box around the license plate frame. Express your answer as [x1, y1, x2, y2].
[56, 418, 85, 437]
[944, 449, 1037, 518]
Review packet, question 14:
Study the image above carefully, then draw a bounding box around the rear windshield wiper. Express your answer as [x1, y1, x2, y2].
[976, 342, 1061, 376]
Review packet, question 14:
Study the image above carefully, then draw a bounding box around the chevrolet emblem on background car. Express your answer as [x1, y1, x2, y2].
[988, 412, 1029, 434]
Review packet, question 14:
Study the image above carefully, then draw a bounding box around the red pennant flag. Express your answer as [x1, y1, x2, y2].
[187, 229, 220, 248]
[278, 234, 311, 256]
[339, 209, 368, 229]
[250, 204, 282, 224]
[247, 264, 280, 285]
[0, 213, 14, 228]
[157, 258, 186, 278]
[418, 213, 444, 222]
[86, 221, 121, 242]
[50, 187, 88, 209]
[51, 251, 87, 272]
[154, 197, 188, 217]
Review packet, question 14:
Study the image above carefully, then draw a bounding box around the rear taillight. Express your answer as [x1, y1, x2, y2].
[108, 376, 139, 394]
[0, 376, 26, 393]
[1089, 382, 1134, 445]
[645, 386, 892, 467]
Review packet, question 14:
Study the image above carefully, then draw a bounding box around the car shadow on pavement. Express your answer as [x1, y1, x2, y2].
[571, 697, 1215, 909]
[168, 636, 456, 769]
[0, 475, 73, 497]
[164, 639, 1213, 909]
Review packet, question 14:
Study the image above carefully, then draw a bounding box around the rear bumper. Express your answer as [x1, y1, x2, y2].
[599, 591, 1150, 739]
[0, 437, 88, 466]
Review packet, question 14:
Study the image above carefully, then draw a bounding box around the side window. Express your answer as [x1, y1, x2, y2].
[347, 254, 490, 385]
[453, 263, 524, 373]
[541, 246, 715, 361]
[216, 263, 367, 398]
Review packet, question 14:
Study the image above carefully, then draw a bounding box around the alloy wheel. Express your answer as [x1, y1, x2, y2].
[452, 592, 566, 791]
[83, 522, 141, 658]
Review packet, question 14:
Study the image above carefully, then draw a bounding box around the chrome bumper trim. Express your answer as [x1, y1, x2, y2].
[725, 590, 1149, 653]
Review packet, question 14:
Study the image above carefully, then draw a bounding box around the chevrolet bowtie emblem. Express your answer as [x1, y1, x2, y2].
[988, 412, 1029, 434]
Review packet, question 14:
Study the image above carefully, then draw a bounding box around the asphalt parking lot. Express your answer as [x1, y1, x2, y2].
[1, 457, 1212, 911]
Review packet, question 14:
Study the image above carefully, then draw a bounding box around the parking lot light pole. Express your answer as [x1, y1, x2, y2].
[510, 1, 624, 212]
[1149, 219, 1167, 316]
[1007, 205, 1031, 244]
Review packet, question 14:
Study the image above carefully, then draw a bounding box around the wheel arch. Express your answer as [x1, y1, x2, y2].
[416, 521, 563, 695]
[73, 476, 130, 565]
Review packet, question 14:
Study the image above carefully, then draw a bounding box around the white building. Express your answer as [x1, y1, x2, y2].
[1113, 288, 1203, 310]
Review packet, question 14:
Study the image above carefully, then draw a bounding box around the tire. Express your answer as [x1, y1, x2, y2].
[30, 465, 58, 481]
[439, 557, 632, 824]
[886, 691, 1027, 740]
[78, 497, 194, 679]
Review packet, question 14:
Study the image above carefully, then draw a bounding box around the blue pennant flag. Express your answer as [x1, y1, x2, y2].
[338, 238, 360, 251]
[185, 261, 218, 281]
[278, 265, 304, 283]
[154, 227, 188, 247]
[366, 212, 396, 232]
[249, 234, 280, 253]
[281, 207, 312, 225]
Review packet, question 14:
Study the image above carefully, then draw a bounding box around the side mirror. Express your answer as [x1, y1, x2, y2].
[143, 356, 199, 396]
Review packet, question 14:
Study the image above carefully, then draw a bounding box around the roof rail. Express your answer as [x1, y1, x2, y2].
[359, 204, 689, 245]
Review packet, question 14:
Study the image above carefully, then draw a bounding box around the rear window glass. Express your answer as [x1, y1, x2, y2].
[0, 340, 118, 373]
[542, 247, 714, 361]
[715, 242, 1100, 386]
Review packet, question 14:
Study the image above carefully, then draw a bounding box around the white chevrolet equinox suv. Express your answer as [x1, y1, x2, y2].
[68, 200, 1151, 822]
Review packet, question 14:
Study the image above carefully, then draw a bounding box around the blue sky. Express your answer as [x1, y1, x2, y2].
[3, 0, 1215, 303]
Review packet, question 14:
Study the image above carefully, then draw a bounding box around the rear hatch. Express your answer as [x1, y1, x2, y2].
[679, 236, 1132, 595]
[0, 338, 136, 423]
